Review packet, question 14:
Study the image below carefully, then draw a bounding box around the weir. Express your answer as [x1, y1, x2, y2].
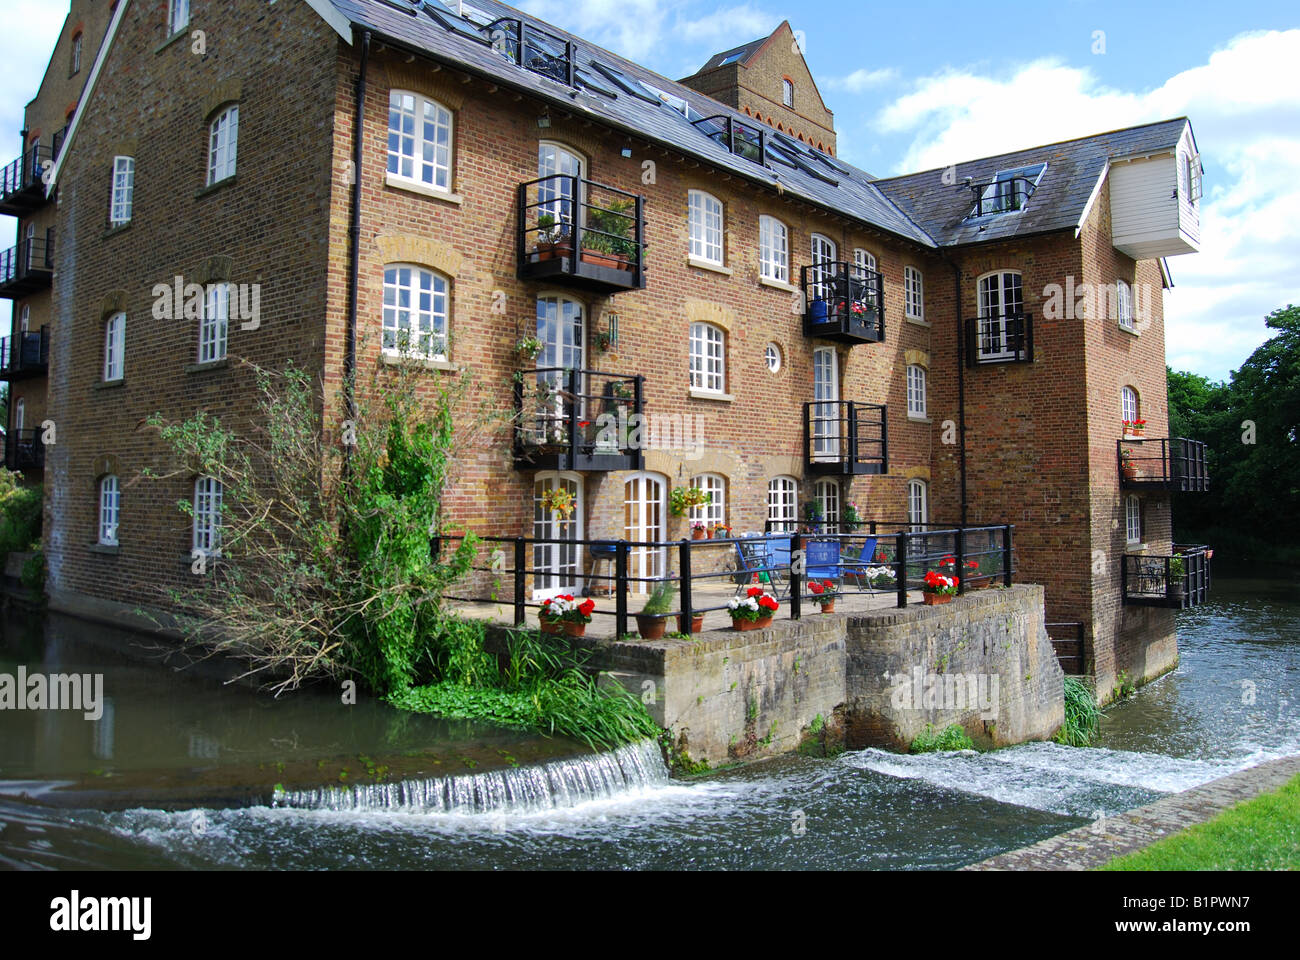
[277, 739, 667, 815]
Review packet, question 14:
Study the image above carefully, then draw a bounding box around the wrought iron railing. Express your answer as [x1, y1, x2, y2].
[804, 400, 887, 475]
[513, 366, 645, 469]
[970, 175, 1037, 216]
[517, 175, 646, 290]
[965, 313, 1033, 365]
[4, 429, 45, 471]
[0, 325, 49, 376]
[1121, 544, 1212, 608]
[486, 17, 575, 86]
[800, 261, 885, 342]
[1118, 437, 1209, 492]
[0, 232, 54, 290]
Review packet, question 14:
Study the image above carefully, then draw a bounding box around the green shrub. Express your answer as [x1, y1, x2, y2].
[0, 469, 42, 563]
[910, 723, 975, 753]
[1056, 675, 1101, 746]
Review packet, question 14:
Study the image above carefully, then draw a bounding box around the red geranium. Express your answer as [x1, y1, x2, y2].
[758, 595, 779, 611]
[747, 586, 764, 598]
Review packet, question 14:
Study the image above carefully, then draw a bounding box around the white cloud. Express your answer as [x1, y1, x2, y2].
[874, 30, 1300, 380]
[677, 6, 777, 48]
[824, 67, 897, 93]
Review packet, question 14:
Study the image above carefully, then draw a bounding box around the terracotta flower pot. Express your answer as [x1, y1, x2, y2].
[679, 614, 704, 634]
[540, 618, 563, 635]
[635, 614, 667, 640]
[922, 592, 953, 606]
[692, 528, 706, 540]
[563, 621, 587, 638]
[732, 615, 773, 632]
[1122, 464, 1140, 480]
[820, 600, 835, 613]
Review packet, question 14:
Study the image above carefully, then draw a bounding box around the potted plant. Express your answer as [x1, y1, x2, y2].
[533, 213, 572, 261]
[539, 486, 575, 520]
[922, 570, 959, 605]
[1168, 556, 1186, 601]
[581, 198, 637, 271]
[728, 586, 779, 630]
[712, 523, 731, 539]
[670, 485, 711, 517]
[1120, 448, 1140, 480]
[939, 554, 983, 587]
[594, 330, 613, 353]
[802, 500, 824, 534]
[678, 610, 704, 634]
[515, 335, 543, 362]
[635, 583, 675, 640]
[539, 594, 594, 637]
[841, 500, 862, 533]
[808, 579, 838, 613]
[1123, 418, 1147, 437]
[867, 565, 896, 589]
[691, 521, 708, 540]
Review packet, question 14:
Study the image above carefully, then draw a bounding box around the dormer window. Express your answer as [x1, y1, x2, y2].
[972, 163, 1046, 217]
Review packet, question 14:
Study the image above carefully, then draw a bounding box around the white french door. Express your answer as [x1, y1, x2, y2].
[533, 473, 583, 599]
[977, 271, 1024, 361]
[810, 233, 837, 302]
[624, 472, 667, 594]
[534, 295, 585, 440]
[812, 347, 840, 461]
[538, 142, 584, 233]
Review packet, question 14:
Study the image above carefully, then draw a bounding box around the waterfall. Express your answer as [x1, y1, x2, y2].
[278, 739, 669, 815]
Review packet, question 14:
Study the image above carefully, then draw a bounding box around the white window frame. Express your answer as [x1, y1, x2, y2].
[976, 270, 1024, 360]
[169, 0, 191, 35]
[98, 476, 120, 546]
[767, 476, 798, 533]
[71, 33, 82, 75]
[1125, 495, 1142, 545]
[533, 472, 584, 600]
[19, 305, 29, 332]
[199, 283, 229, 364]
[782, 78, 794, 108]
[110, 156, 135, 226]
[689, 473, 726, 529]
[904, 266, 924, 321]
[814, 479, 840, 535]
[207, 105, 239, 185]
[14, 398, 24, 433]
[193, 476, 222, 558]
[103, 311, 125, 382]
[1117, 279, 1134, 331]
[759, 215, 788, 282]
[906, 364, 927, 420]
[383, 264, 450, 361]
[1122, 386, 1139, 425]
[689, 321, 724, 394]
[387, 90, 454, 193]
[765, 342, 782, 373]
[688, 190, 724, 265]
[908, 479, 928, 533]
[624, 472, 668, 593]
[854, 248, 876, 274]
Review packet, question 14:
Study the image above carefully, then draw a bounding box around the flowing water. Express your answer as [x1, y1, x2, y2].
[1, 577, 1296, 870]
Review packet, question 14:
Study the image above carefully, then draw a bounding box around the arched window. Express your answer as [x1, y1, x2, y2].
[907, 479, 928, 532]
[103, 311, 125, 381]
[688, 190, 723, 265]
[782, 78, 794, 108]
[906, 364, 927, 419]
[759, 215, 788, 282]
[193, 476, 223, 557]
[207, 104, 239, 185]
[854, 248, 876, 274]
[383, 264, 449, 361]
[199, 282, 228, 364]
[767, 476, 798, 533]
[814, 479, 840, 534]
[98, 476, 120, 546]
[689, 473, 726, 530]
[1125, 495, 1142, 545]
[1122, 386, 1140, 426]
[689, 321, 725, 394]
[388, 91, 454, 192]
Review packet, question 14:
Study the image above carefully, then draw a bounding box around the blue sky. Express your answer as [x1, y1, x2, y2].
[3, 0, 1298, 381]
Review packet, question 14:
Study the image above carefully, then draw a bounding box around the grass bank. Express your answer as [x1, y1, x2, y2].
[1100, 771, 1300, 870]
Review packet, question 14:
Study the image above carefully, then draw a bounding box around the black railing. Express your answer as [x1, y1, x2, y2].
[965, 313, 1033, 365]
[435, 521, 1016, 638]
[513, 366, 645, 471]
[486, 17, 575, 86]
[1121, 544, 1212, 609]
[970, 176, 1037, 217]
[691, 114, 766, 163]
[0, 325, 50, 379]
[1118, 437, 1209, 492]
[1046, 622, 1086, 675]
[517, 175, 646, 292]
[0, 231, 55, 297]
[804, 401, 887, 475]
[4, 429, 45, 472]
[800, 261, 885, 343]
[0, 127, 66, 215]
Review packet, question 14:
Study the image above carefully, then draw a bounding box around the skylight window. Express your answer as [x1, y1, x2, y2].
[718, 51, 747, 65]
[971, 163, 1046, 217]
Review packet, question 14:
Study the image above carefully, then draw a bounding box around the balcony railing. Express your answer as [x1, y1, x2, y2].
[804, 401, 887, 475]
[691, 114, 766, 163]
[969, 175, 1038, 217]
[517, 175, 646, 293]
[4, 429, 45, 472]
[513, 367, 645, 472]
[486, 17, 575, 86]
[0, 231, 54, 299]
[1122, 545, 1212, 609]
[0, 126, 66, 216]
[1118, 437, 1209, 492]
[965, 313, 1033, 365]
[800, 261, 885, 344]
[0, 325, 49, 380]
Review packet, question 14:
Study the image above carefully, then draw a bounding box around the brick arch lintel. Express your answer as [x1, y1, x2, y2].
[373, 234, 464, 278]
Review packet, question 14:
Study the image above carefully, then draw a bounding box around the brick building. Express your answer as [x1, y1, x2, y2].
[5, 0, 1207, 701]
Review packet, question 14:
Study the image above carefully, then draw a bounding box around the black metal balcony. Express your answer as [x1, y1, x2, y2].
[485, 17, 576, 86]
[1118, 437, 1209, 492]
[1121, 545, 1212, 609]
[0, 325, 49, 380]
[804, 401, 887, 475]
[969, 175, 1038, 217]
[800, 261, 885, 344]
[0, 232, 54, 299]
[0, 145, 51, 217]
[4, 429, 45, 472]
[517, 175, 646, 293]
[514, 367, 645, 472]
[691, 114, 766, 163]
[965, 313, 1033, 365]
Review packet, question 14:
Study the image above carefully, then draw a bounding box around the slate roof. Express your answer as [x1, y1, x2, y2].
[315, 2, 1191, 253]
[873, 119, 1192, 246]
[695, 35, 768, 71]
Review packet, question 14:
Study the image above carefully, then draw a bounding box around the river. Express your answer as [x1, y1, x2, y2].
[1, 576, 1296, 869]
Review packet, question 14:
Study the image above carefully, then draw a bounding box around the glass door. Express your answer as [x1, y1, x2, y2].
[810, 233, 837, 304]
[812, 347, 840, 462]
[977, 272, 1023, 361]
[533, 473, 583, 599]
[534, 295, 584, 444]
[538, 142, 584, 239]
[624, 472, 666, 593]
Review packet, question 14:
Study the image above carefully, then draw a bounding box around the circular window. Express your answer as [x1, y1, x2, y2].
[765, 343, 782, 373]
